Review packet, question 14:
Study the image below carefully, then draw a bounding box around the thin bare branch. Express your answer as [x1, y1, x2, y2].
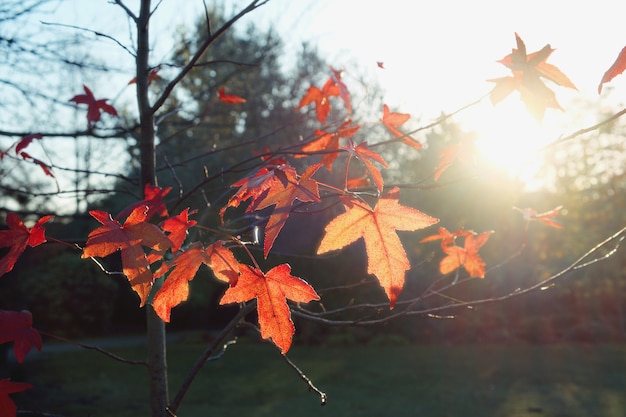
[40, 21, 136, 57]
[37, 330, 147, 366]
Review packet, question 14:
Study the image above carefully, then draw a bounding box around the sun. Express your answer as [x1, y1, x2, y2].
[460, 98, 557, 186]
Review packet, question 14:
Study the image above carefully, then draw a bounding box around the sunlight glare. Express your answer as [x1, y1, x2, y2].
[462, 99, 557, 187]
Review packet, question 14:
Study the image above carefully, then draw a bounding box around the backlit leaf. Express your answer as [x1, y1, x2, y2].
[598, 46, 626, 93]
[317, 187, 439, 307]
[82, 207, 172, 306]
[220, 263, 319, 354]
[0, 310, 42, 363]
[0, 213, 53, 277]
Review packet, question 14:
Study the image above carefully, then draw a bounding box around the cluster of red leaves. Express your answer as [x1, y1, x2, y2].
[220, 163, 322, 257]
[488, 33, 577, 121]
[421, 227, 493, 278]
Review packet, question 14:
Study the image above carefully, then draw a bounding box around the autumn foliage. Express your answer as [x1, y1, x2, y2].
[6, 27, 626, 416]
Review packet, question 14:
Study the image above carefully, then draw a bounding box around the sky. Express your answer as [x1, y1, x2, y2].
[49, 0, 626, 112]
[5, 0, 626, 206]
[53, 0, 626, 179]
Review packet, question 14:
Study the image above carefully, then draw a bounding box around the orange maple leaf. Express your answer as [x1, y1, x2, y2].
[116, 184, 171, 222]
[433, 133, 478, 181]
[345, 142, 389, 192]
[488, 33, 576, 121]
[82, 207, 172, 306]
[217, 87, 247, 104]
[0, 213, 53, 277]
[381, 104, 421, 150]
[514, 205, 564, 229]
[152, 241, 240, 322]
[330, 66, 352, 115]
[128, 67, 162, 86]
[160, 208, 197, 253]
[420, 226, 472, 249]
[220, 263, 319, 354]
[296, 120, 360, 171]
[439, 231, 493, 278]
[598, 46, 626, 94]
[221, 163, 321, 257]
[317, 187, 439, 307]
[297, 77, 341, 124]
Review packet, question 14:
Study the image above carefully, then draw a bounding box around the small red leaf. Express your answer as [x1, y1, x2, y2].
[297, 77, 341, 124]
[70, 84, 118, 127]
[346, 142, 389, 192]
[160, 208, 197, 253]
[598, 46, 626, 94]
[218, 87, 247, 104]
[14, 134, 42, 155]
[0, 378, 33, 417]
[439, 231, 493, 278]
[381, 104, 421, 150]
[0, 310, 42, 363]
[0, 213, 53, 277]
[514, 205, 564, 229]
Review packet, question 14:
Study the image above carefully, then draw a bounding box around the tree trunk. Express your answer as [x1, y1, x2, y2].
[136, 1, 169, 416]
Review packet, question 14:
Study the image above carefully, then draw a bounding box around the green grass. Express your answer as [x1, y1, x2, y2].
[10, 336, 626, 417]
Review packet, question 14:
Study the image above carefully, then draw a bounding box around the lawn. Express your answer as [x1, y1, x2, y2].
[10, 335, 626, 417]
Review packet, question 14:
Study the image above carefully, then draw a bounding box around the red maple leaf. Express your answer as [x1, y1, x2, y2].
[439, 231, 493, 278]
[0, 213, 53, 277]
[221, 163, 321, 257]
[296, 120, 360, 171]
[330, 66, 352, 114]
[433, 133, 478, 181]
[514, 205, 564, 229]
[345, 142, 389, 192]
[69, 85, 118, 128]
[377, 61, 385, 69]
[420, 226, 472, 249]
[17, 151, 55, 178]
[0, 310, 42, 363]
[488, 33, 576, 121]
[317, 187, 439, 307]
[82, 207, 172, 306]
[297, 77, 341, 124]
[128, 67, 162, 86]
[598, 46, 626, 94]
[15, 134, 43, 155]
[381, 104, 421, 150]
[153, 241, 239, 322]
[0, 379, 32, 417]
[220, 263, 319, 354]
[160, 208, 197, 253]
[217, 87, 247, 104]
[116, 184, 171, 222]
